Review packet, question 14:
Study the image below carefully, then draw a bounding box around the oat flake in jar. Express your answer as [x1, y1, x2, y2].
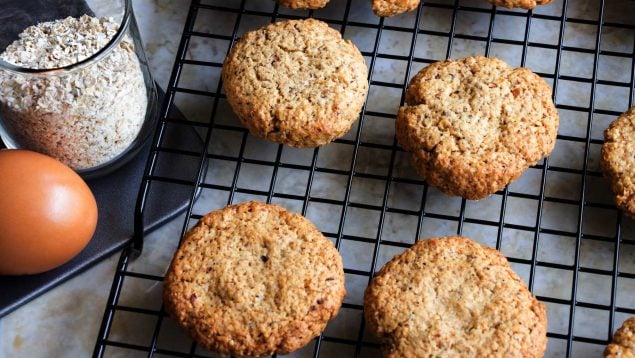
[0, 0, 158, 178]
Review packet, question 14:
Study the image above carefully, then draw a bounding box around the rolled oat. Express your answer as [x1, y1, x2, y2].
[0, 15, 148, 170]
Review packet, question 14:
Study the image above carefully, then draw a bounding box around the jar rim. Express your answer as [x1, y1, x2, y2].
[0, 0, 132, 76]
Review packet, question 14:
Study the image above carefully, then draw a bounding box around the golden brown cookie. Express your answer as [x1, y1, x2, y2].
[605, 317, 635, 357]
[487, 0, 552, 9]
[364, 236, 547, 357]
[275, 0, 329, 9]
[372, 0, 420, 17]
[396, 56, 558, 200]
[163, 201, 346, 357]
[222, 19, 368, 148]
[602, 107, 635, 218]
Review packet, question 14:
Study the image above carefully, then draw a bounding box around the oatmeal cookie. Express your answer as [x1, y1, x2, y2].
[487, 0, 552, 9]
[163, 201, 346, 357]
[222, 19, 368, 147]
[275, 0, 329, 9]
[396, 56, 558, 200]
[601, 107, 635, 217]
[605, 317, 635, 357]
[364, 236, 547, 358]
[372, 0, 420, 17]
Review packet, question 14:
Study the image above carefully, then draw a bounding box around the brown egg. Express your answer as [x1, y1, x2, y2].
[0, 150, 98, 275]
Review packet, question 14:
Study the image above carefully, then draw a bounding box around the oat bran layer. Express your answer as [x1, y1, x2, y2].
[605, 317, 635, 357]
[163, 201, 345, 357]
[601, 107, 635, 218]
[364, 236, 547, 357]
[222, 19, 368, 147]
[396, 56, 559, 200]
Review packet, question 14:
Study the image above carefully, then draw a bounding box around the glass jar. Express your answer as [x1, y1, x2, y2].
[0, 0, 158, 179]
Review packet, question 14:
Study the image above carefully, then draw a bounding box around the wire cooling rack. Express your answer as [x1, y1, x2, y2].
[94, 0, 635, 357]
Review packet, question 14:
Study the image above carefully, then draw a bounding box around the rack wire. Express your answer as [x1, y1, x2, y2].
[94, 0, 635, 357]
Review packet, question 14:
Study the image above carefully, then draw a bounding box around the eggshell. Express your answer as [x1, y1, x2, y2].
[0, 150, 98, 275]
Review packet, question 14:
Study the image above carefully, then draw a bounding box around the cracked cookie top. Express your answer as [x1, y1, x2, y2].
[605, 317, 635, 357]
[487, 0, 552, 10]
[372, 0, 420, 17]
[163, 201, 346, 357]
[364, 236, 547, 358]
[601, 107, 635, 217]
[396, 56, 558, 199]
[222, 19, 368, 147]
[275, 0, 330, 9]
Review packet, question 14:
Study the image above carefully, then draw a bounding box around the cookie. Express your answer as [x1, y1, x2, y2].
[487, 0, 552, 9]
[364, 236, 547, 357]
[222, 19, 368, 147]
[275, 0, 329, 9]
[163, 201, 346, 357]
[601, 107, 635, 218]
[396, 56, 558, 200]
[372, 0, 420, 17]
[605, 317, 635, 357]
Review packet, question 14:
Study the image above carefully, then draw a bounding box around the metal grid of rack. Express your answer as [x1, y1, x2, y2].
[95, 0, 635, 357]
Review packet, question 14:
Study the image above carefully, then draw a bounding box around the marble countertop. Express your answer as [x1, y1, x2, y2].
[1, 0, 635, 357]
